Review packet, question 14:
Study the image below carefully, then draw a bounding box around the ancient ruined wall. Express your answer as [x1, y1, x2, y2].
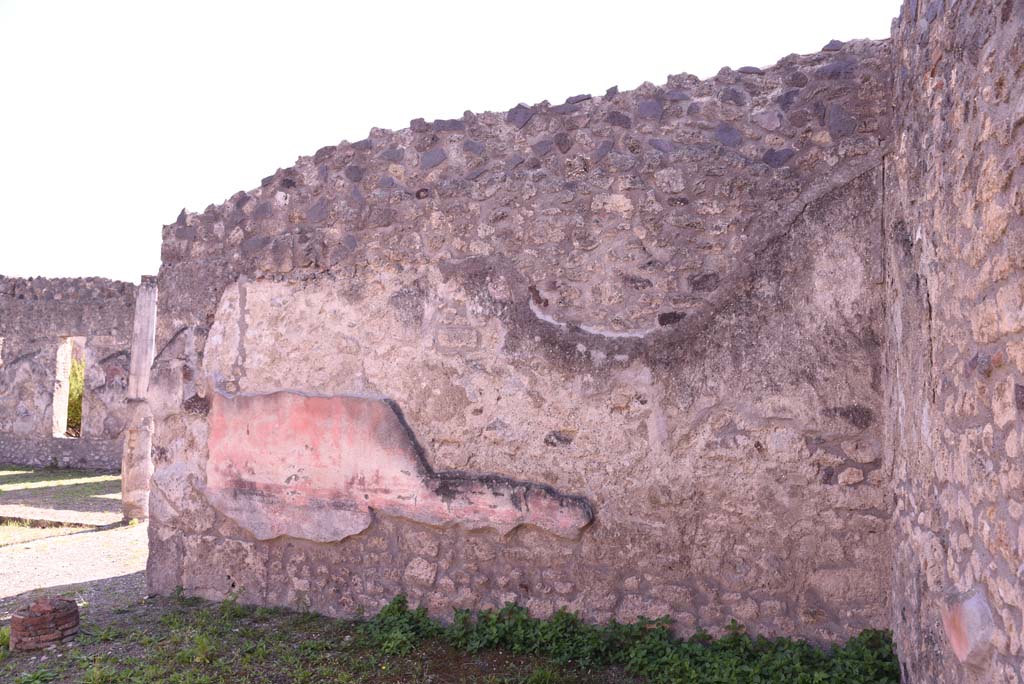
[885, 0, 1024, 681]
[0, 277, 137, 470]
[148, 40, 893, 642]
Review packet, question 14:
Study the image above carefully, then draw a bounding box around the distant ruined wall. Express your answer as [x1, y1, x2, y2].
[885, 0, 1024, 681]
[147, 39, 894, 642]
[0, 277, 137, 470]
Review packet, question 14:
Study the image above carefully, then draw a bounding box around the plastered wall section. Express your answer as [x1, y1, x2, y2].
[148, 40, 894, 642]
[885, 0, 1024, 681]
[0, 277, 136, 470]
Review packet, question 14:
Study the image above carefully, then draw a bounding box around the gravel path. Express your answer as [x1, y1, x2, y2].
[0, 466, 123, 527]
[0, 522, 148, 621]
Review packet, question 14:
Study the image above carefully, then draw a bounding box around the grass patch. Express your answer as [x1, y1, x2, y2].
[66, 357, 84, 437]
[0, 467, 119, 495]
[0, 519, 88, 546]
[0, 593, 899, 684]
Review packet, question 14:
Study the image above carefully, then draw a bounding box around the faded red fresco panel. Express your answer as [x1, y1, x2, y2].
[204, 391, 593, 542]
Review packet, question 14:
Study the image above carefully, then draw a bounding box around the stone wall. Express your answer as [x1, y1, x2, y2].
[0, 277, 137, 470]
[885, 0, 1024, 681]
[147, 39, 894, 642]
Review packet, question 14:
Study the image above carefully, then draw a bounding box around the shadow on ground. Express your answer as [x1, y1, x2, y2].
[0, 466, 122, 526]
[0, 570, 147, 622]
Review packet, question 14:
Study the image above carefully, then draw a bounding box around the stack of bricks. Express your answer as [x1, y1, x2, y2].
[10, 597, 79, 650]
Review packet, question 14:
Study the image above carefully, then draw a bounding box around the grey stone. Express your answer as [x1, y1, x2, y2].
[591, 139, 614, 163]
[549, 103, 581, 115]
[313, 146, 335, 163]
[543, 430, 574, 446]
[762, 148, 796, 168]
[648, 138, 674, 153]
[657, 311, 686, 325]
[432, 119, 465, 132]
[554, 132, 573, 153]
[463, 140, 486, 156]
[531, 140, 555, 157]
[344, 165, 365, 182]
[306, 198, 329, 222]
[606, 111, 632, 128]
[714, 123, 743, 147]
[785, 71, 808, 87]
[240, 235, 272, 257]
[827, 105, 858, 138]
[638, 99, 663, 120]
[688, 272, 720, 292]
[420, 148, 448, 170]
[720, 87, 747, 106]
[507, 105, 534, 129]
[775, 89, 801, 110]
[817, 59, 858, 80]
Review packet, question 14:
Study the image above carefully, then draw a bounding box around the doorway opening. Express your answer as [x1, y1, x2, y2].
[52, 336, 86, 438]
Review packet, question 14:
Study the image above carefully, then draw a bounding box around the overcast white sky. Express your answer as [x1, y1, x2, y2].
[0, 0, 898, 283]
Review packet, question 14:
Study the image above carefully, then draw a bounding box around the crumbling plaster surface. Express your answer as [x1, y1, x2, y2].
[885, 0, 1024, 681]
[204, 390, 593, 542]
[0, 277, 136, 470]
[148, 40, 893, 641]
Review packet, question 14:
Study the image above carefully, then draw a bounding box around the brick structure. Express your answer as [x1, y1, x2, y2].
[10, 597, 80, 651]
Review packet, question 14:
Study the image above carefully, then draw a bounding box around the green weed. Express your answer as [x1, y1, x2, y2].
[358, 594, 442, 656]
[365, 595, 900, 684]
[66, 357, 84, 435]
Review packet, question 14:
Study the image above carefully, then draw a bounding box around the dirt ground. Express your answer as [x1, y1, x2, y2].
[0, 466, 123, 528]
[0, 464, 148, 623]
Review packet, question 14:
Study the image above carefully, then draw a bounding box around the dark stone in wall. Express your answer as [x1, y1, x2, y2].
[420, 148, 448, 170]
[606, 111, 632, 128]
[763, 148, 796, 168]
[720, 87, 747, 106]
[714, 123, 742, 147]
[506, 105, 534, 129]
[689, 273, 720, 292]
[825, 404, 875, 429]
[638, 99, 663, 120]
[827, 105, 858, 138]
